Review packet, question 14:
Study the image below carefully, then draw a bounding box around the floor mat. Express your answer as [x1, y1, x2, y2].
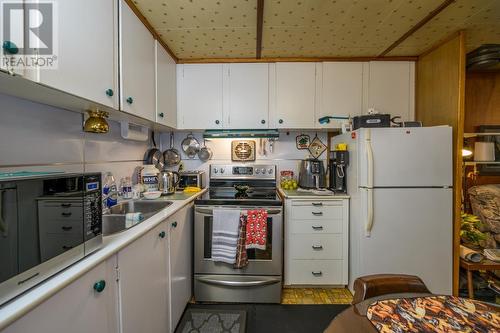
[176, 304, 348, 333]
[177, 308, 246, 333]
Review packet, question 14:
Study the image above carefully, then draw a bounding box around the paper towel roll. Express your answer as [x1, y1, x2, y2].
[474, 142, 495, 162]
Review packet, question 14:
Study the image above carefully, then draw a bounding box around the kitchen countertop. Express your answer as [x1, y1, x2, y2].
[279, 188, 350, 199]
[0, 189, 206, 331]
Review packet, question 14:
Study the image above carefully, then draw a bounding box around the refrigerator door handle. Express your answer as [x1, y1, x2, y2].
[365, 129, 374, 237]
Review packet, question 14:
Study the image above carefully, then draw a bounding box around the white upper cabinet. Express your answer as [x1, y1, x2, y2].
[365, 61, 415, 122]
[316, 62, 363, 129]
[177, 64, 224, 129]
[274, 62, 316, 129]
[118, 221, 170, 333]
[119, 0, 156, 121]
[37, 0, 118, 109]
[3, 258, 119, 333]
[226, 63, 269, 129]
[155, 41, 177, 128]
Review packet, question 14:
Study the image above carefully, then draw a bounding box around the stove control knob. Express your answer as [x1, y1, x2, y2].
[255, 169, 260, 174]
[261, 168, 266, 174]
[220, 168, 225, 174]
[268, 168, 274, 174]
[213, 168, 219, 174]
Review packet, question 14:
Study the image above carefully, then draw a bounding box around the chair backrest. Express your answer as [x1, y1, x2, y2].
[352, 274, 431, 305]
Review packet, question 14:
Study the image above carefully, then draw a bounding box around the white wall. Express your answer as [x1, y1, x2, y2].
[0, 93, 150, 181]
[160, 131, 328, 181]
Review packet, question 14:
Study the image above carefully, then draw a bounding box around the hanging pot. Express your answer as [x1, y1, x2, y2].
[144, 131, 165, 170]
[163, 132, 181, 167]
[197, 139, 213, 162]
[181, 133, 200, 159]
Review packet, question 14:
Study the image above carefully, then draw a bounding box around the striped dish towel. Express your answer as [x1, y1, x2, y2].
[211, 209, 241, 264]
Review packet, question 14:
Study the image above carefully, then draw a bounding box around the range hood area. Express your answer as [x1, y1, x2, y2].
[203, 129, 280, 139]
[467, 44, 500, 71]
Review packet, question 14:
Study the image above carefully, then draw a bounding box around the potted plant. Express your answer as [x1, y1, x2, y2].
[460, 213, 486, 249]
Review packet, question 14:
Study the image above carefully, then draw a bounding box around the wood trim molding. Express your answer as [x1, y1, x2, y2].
[178, 56, 418, 64]
[419, 30, 465, 59]
[123, 0, 178, 63]
[379, 0, 456, 57]
[256, 0, 264, 59]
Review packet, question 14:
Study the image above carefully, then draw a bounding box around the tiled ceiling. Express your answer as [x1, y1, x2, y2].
[132, 0, 500, 60]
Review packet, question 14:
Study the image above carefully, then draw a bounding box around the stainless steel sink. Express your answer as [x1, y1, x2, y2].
[108, 200, 172, 215]
[102, 200, 173, 235]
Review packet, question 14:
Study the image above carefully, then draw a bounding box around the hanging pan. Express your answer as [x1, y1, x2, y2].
[163, 132, 181, 167]
[144, 131, 165, 170]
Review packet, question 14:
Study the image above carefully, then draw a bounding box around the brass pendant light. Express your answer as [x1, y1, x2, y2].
[84, 110, 109, 133]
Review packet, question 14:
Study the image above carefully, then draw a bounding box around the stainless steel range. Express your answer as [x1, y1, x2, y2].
[194, 164, 283, 303]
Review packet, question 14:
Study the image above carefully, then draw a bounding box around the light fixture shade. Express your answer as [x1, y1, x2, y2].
[462, 148, 473, 157]
[84, 110, 109, 133]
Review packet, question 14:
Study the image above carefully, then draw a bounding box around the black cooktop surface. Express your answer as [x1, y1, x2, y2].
[195, 187, 282, 206]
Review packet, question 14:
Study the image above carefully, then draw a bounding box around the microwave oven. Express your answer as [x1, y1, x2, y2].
[178, 171, 205, 190]
[0, 172, 102, 305]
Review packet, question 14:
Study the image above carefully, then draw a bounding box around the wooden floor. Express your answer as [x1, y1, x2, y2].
[281, 287, 353, 304]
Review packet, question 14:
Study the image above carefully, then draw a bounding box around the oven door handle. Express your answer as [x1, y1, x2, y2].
[195, 208, 282, 216]
[196, 276, 281, 287]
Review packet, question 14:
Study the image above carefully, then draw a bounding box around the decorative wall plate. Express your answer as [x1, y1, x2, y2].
[308, 135, 326, 158]
[296, 134, 310, 150]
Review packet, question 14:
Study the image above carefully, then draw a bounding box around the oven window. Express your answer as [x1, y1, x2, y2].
[203, 216, 273, 260]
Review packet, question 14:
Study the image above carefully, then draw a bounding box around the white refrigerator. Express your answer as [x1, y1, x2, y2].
[332, 126, 453, 295]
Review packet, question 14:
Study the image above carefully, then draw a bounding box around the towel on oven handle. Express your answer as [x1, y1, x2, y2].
[212, 209, 241, 264]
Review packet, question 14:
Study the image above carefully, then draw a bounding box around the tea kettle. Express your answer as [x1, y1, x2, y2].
[159, 170, 180, 195]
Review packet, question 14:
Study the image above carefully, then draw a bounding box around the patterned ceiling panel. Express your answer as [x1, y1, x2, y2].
[133, 0, 500, 60]
[388, 0, 500, 56]
[132, 0, 257, 58]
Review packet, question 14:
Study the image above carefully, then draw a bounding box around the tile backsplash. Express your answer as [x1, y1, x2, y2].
[160, 131, 328, 180]
[0, 92, 329, 185]
[0, 93, 149, 181]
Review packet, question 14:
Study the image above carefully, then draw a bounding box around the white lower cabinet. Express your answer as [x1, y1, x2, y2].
[284, 199, 349, 286]
[117, 221, 170, 333]
[168, 204, 193, 332]
[3, 257, 119, 333]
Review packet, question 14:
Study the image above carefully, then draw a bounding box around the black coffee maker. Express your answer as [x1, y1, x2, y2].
[329, 150, 349, 193]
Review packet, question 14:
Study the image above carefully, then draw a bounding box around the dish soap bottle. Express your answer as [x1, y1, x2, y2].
[103, 172, 118, 208]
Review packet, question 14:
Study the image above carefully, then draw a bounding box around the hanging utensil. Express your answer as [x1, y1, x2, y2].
[163, 132, 181, 167]
[198, 139, 213, 162]
[144, 131, 165, 170]
[181, 133, 200, 159]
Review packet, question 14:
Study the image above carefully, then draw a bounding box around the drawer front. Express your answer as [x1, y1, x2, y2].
[40, 234, 83, 261]
[288, 260, 343, 285]
[39, 203, 83, 222]
[289, 234, 342, 260]
[44, 219, 83, 235]
[290, 202, 343, 220]
[289, 219, 343, 234]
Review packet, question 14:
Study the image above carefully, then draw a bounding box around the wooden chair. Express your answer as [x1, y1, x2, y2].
[352, 274, 431, 305]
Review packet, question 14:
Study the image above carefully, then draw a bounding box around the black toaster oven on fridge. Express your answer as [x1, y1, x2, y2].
[0, 172, 102, 305]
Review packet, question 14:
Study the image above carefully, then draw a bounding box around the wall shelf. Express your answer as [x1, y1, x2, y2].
[463, 132, 500, 138]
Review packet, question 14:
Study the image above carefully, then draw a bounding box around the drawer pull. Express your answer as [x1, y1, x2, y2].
[312, 245, 323, 250]
[312, 271, 323, 276]
[62, 245, 73, 250]
[61, 203, 72, 208]
[312, 202, 323, 207]
[312, 212, 323, 216]
[61, 212, 72, 217]
[61, 226, 73, 231]
[312, 226, 323, 230]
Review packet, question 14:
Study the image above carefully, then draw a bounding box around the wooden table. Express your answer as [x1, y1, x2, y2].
[460, 258, 500, 298]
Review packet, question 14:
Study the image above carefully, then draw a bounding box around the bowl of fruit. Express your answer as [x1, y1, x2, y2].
[280, 170, 298, 191]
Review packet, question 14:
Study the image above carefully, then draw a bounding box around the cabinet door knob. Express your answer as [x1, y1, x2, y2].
[126, 97, 133, 104]
[215, 120, 220, 125]
[261, 119, 266, 124]
[278, 119, 284, 124]
[159, 231, 166, 238]
[93, 280, 106, 293]
[159, 112, 164, 118]
[105, 89, 114, 97]
[2, 41, 19, 55]
[171, 221, 178, 228]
